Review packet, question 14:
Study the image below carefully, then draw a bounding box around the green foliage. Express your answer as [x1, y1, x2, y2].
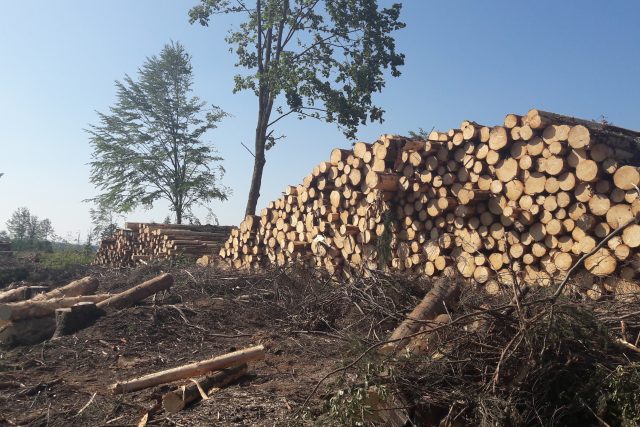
[407, 127, 431, 139]
[0, 267, 29, 287]
[87, 42, 230, 224]
[325, 362, 393, 426]
[189, 0, 405, 141]
[6, 207, 54, 242]
[39, 250, 94, 271]
[596, 364, 640, 426]
[9, 239, 53, 252]
[89, 203, 121, 240]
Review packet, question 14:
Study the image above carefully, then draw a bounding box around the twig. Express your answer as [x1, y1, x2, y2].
[76, 392, 97, 416]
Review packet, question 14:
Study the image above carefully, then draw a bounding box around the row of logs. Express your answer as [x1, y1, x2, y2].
[220, 109, 640, 295]
[94, 223, 233, 267]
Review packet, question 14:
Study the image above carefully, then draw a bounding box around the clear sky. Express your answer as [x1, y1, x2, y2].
[1, 1, 639, 241]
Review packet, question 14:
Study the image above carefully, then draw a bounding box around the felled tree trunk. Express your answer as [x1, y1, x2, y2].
[380, 279, 460, 354]
[32, 276, 99, 301]
[0, 294, 111, 322]
[0, 286, 49, 303]
[96, 273, 173, 312]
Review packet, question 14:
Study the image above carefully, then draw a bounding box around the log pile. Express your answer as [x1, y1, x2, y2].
[94, 223, 233, 267]
[0, 274, 174, 346]
[220, 109, 640, 292]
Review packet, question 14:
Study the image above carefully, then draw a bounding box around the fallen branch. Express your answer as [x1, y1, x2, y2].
[110, 345, 264, 394]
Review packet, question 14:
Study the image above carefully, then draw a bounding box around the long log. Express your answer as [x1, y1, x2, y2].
[161, 364, 248, 413]
[96, 273, 173, 311]
[110, 345, 265, 394]
[32, 276, 99, 301]
[0, 294, 111, 322]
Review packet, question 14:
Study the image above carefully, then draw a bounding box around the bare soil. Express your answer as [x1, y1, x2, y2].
[0, 264, 423, 426]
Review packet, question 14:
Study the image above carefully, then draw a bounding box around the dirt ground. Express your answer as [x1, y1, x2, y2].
[0, 264, 424, 426]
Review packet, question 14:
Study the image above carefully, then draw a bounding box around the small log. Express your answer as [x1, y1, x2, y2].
[110, 345, 265, 394]
[162, 364, 248, 413]
[96, 273, 173, 311]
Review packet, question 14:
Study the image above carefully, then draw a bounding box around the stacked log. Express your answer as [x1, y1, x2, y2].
[220, 109, 640, 291]
[94, 223, 233, 267]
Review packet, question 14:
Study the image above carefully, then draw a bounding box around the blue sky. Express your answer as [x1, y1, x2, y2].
[1, 1, 639, 240]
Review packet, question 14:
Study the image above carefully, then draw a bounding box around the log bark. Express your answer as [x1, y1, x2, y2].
[162, 364, 248, 413]
[110, 345, 265, 394]
[96, 273, 173, 311]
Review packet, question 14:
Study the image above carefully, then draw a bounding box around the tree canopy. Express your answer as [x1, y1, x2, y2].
[6, 207, 54, 242]
[189, 0, 405, 215]
[87, 41, 230, 224]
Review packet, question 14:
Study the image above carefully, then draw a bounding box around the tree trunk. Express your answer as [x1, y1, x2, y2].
[245, 79, 274, 216]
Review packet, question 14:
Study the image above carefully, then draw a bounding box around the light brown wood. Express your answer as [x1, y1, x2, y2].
[110, 345, 265, 394]
[32, 276, 99, 301]
[96, 273, 173, 311]
[613, 165, 640, 190]
[0, 294, 111, 322]
[380, 280, 459, 353]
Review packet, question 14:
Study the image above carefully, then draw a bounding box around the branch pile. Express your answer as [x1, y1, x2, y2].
[221, 109, 640, 294]
[94, 223, 233, 267]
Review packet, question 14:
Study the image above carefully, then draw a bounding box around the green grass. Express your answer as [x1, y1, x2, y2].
[39, 250, 94, 270]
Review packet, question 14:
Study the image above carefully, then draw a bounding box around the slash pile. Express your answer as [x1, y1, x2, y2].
[221, 109, 640, 291]
[94, 223, 233, 267]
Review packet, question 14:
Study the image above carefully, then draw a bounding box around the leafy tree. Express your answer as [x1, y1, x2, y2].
[189, 0, 405, 215]
[87, 42, 230, 224]
[6, 207, 54, 242]
[89, 203, 121, 240]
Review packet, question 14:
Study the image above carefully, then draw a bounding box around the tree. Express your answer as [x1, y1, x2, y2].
[87, 42, 230, 224]
[89, 203, 121, 240]
[189, 0, 405, 216]
[6, 207, 54, 242]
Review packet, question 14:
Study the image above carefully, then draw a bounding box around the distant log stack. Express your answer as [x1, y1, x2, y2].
[93, 223, 233, 267]
[220, 109, 640, 293]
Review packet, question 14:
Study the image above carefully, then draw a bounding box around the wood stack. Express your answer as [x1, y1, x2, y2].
[220, 109, 640, 292]
[94, 223, 233, 267]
